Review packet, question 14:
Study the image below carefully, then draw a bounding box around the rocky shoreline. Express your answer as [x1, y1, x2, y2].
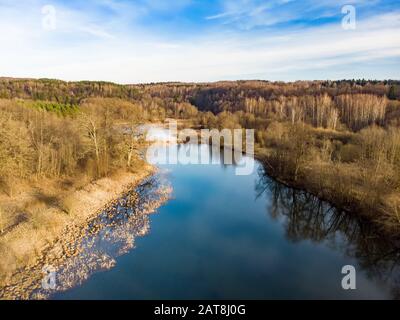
[0, 165, 172, 300]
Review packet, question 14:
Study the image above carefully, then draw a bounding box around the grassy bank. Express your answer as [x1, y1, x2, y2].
[253, 123, 400, 235]
[0, 161, 155, 290]
[1, 78, 400, 289]
[0, 96, 158, 290]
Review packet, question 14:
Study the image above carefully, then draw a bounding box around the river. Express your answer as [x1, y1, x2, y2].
[51, 139, 400, 299]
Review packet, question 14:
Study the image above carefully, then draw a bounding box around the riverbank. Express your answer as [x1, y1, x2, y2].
[50, 142, 400, 300]
[185, 122, 400, 237]
[255, 145, 400, 237]
[0, 161, 156, 299]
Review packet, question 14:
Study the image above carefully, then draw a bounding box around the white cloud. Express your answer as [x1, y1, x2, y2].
[0, 0, 399, 82]
[205, 0, 383, 30]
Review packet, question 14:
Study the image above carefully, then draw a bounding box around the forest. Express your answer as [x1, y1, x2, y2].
[137, 80, 400, 232]
[1, 77, 400, 286]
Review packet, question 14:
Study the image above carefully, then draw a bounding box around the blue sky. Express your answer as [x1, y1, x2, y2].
[0, 0, 399, 83]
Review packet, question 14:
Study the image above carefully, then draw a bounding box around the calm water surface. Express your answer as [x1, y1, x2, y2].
[53, 143, 400, 300]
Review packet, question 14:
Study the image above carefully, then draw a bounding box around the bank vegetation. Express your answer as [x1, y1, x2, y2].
[1, 78, 400, 289]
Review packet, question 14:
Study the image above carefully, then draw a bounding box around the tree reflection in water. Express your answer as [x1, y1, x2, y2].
[256, 165, 400, 299]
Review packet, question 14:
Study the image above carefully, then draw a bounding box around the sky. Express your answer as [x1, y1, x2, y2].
[0, 0, 399, 83]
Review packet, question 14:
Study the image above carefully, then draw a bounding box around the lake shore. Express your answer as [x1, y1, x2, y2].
[0, 162, 156, 300]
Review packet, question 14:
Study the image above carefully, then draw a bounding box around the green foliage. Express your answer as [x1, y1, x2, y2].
[0, 78, 141, 104]
[29, 101, 79, 116]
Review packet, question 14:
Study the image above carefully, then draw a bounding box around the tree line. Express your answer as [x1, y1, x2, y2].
[0, 98, 150, 196]
[1, 78, 400, 232]
[0, 78, 140, 104]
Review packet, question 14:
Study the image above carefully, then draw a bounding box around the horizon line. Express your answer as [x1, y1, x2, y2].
[1, 76, 399, 87]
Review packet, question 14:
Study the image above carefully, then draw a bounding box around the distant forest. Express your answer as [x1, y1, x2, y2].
[1, 78, 400, 128]
[1, 77, 399, 103]
[1, 77, 400, 234]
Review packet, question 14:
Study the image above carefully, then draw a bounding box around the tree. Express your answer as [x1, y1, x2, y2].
[124, 120, 142, 168]
[81, 113, 101, 168]
[388, 85, 397, 100]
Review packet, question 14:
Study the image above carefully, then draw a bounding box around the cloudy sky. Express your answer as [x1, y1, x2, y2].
[0, 0, 399, 83]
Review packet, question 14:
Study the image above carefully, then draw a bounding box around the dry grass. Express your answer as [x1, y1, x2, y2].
[258, 122, 400, 234]
[0, 97, 158, 289]
[0, 162, 154, 287]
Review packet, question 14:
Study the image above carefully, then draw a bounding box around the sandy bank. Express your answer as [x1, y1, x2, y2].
[0, 162, 155, 299]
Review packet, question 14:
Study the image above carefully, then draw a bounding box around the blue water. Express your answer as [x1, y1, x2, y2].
[53, 144, 400, 300]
